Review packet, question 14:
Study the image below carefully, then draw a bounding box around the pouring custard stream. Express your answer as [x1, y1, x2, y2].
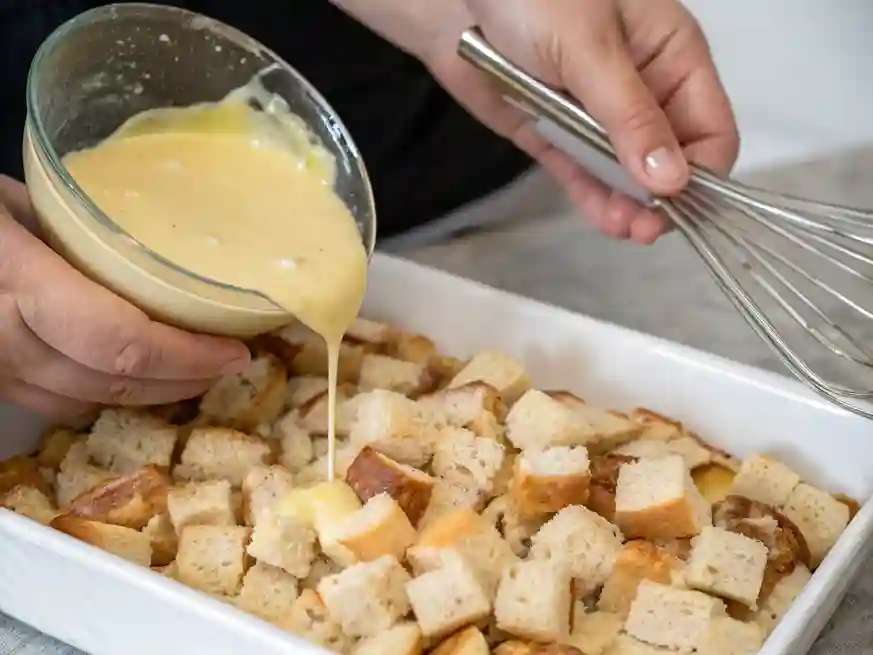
[61, 87, 369, 481]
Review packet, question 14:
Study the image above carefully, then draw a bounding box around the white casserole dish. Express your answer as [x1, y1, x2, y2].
[1, 253, 872, 655]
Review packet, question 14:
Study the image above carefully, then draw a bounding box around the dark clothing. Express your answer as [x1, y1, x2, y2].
[0, 0, 532, 238]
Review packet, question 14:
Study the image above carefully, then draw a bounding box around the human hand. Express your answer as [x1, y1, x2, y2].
[433, 0, 740, 243]
[0, 176, 251, 420]
[336, 0, 739, 244]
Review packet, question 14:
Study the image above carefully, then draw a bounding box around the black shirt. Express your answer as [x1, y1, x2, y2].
[0, 0, 532, 238]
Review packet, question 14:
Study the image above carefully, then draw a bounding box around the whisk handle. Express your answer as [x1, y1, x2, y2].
[458, 28, 659, 207]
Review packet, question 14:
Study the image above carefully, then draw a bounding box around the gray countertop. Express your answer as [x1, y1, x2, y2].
[395, 147, 873, 654]
[3, 149, 873, 654]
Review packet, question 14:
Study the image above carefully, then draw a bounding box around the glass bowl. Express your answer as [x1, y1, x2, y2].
[23, 3, 376, 338]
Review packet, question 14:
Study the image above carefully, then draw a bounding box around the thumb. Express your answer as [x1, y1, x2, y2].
[469, 0, 689, 195]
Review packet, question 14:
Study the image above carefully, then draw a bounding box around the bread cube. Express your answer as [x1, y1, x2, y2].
[359, 353, 433, 395]
[597, 541, 679, 617]
[51, 515, 152, 566]
[247, 512, 316, 577]
[318, 554, 411, 637]
[241, 465, 295, 526]
[781, 482, 850, 566]
[297, 385, 362, 437]
[431, 427, 506, 493]
[176, 525, 250, 595]
[275, 417, 315, 473]
[410, 507, 518, 595]
[431, 626, 489, 655]
[605, 635, 674, 655]
[614, 455, 711, 539]
[568, 609, 623, 655]
[332, 492, 416, 562]
[64, 465, 170, 531]
[418, 480, 486, 530]
[279, 588, 352, 653]
[1, 485, 56, 525]
[167, 479, 235, 533]
[494, 560, 572, 642]
[345, 446, 435, 526]
[142, 512, 177, 566]
[729, 453, 801, 509]
[349, 390, 437, 466]
[175, 427, 272, 487]
[624, 581, 726, 651]
[406, 553, 492, 639]
[548, 391, 642, 453]
[614, 436, 711, 470]
[37, 427, 79, 470]
[529, 505, 623, 593]
[696, 616, 764, 655]
[86, 408, 178, 474]
[754, 563, 811, 634]
[449, 350, 531, 405]
[199, 353, 287, 432]
[419, 381, 508, 428]
[506, 390, 592, 451]
[511, 445, 590, 516]
[237, 561, 300, 624]
[285, 376, 330, 409]
[354, 622, 424, 655]
[685, 527, 768, 609]
[482, 495, 547, 558]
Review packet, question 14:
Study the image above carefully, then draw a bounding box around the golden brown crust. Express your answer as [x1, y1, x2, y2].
[431, 626, 490, 655]
[36, 427, 79, 470]
[387, 331, 438, 365]
[585, 454, 636, 522]
[598, 540, 678, 617]
[494, 641, 534, 655]
[628, 407, 684, 431]
[0, 455, 52, 497]
[834, 492, 861, 521]
[50, 514, 152, 566]
[345, 446, 434, 526]
[511, 464, 590, 517]
[428, 356, 467, 390]
[615, 495, 702, 540]
[65, 465, 170, 530]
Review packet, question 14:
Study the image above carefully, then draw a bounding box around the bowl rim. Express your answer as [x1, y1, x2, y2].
[26, 2, 377, 310]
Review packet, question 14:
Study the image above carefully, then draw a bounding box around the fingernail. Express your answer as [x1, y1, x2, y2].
[644, 147, 686, 184]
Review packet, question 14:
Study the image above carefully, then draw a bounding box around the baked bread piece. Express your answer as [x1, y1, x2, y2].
[51, 515, 152, 567]
[448, 350, 531, 405]
[729, 453, 801, 509]
[695, 616, 764, 655]
[236, 561, 299, 624]
[494, 559, 572, 642]
[510, 445, 590, 516]
[684, 526, 768, 609]
[142, 512, 177, 566]
[358, 353, 433, 396]
[174, 427, 272, 486]
[167, 479, 235, 533]
[349, 390, 437, 467]
[279, 588, 353, 654]
[781, 482, 850, 567]
[345, 446, 435, 526]
[547, 391, 641, 453]
[333, 492, 417, 562]
[246, 512, 316, 577]
[566, 609, 622, 655]
[597, 541, 680, 618]
[175, 524, 250, 596]
[86, 409, 178, 474]
[614, 455, 711, 539]
[65, 465, 170, 530]
[241, 465, 294, 527]
[354, 622, 424, 655]
[0, 485, 56, 525]
[1, 454, 54, 498]
[431, 427, 506, 494]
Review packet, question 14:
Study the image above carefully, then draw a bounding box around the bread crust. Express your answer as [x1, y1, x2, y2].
[65, 465, 170, 530]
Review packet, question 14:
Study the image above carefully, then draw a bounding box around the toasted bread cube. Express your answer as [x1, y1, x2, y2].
[781, 482, 849, 566]
[432, 427, 506, 493]
[506, 390, 591, 451]
[237, 561, 300, 624]
[568, 609, 623, 655]
[754, 562, 810, 634]
[359, 353, 433, 396]
[730, 453, 801, 509]
[345, 446, 435, 526]
[482, 495, 547, 558]
[418, 381, 508, 429]
[629, 408, 685, 440]
[615, 456, 712, 539]
[606, 635, 674, 655]
[529, 505, 623, 593]
[597, 541, 679, 618]
[0, 455, 54, 500]
[285, 376, 330, 409]
[495, 560, 572, 642]
[449, 350, 531, 405]
[614, 436, 711, 470]
[318, 554, 411, 637]
[301, 554, 342, 592]
[295, 444, 362, 488]
[199, 353, 287, 432]
[55, 466, 116, 509]
[297, 386, 361, 437]
[686, 527, 768, 609]
[548, 391, 642, 453]
[275, 417, 315, 473]
[345, 316, 396, 347]
[696, 616, 764, 655]
[625, 581, 726, 651]
[431, 626, 489, 655]
[349, 390, 437, 466]
[66, 465, 170, 530]
[388, 330, 438, 366]
[85, 409, 178, 474]
[142, 512, 178, 566]
[418, 480, 485, 530]
[37, 427, 79, 470]
[334, 492, 416, 561]
[277, 322, 364, 382]
[241, 465, 295, 526]
[176, 524, 250, 595]
[247, 512, 316, 577]
[406, 553, 492, 639]
[511, 445, 590, 516]
[167, 479, 235, 533]
[51, 515, 152, 566]
[175, 427, 272, 487]
[279, 588, 353, 653]
[411, 507, 518, 595]
[1, 485, 56, 524]
[354, 622, 424, 655]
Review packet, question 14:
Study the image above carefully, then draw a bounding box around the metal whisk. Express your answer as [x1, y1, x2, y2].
[458, 28, 873, 420]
